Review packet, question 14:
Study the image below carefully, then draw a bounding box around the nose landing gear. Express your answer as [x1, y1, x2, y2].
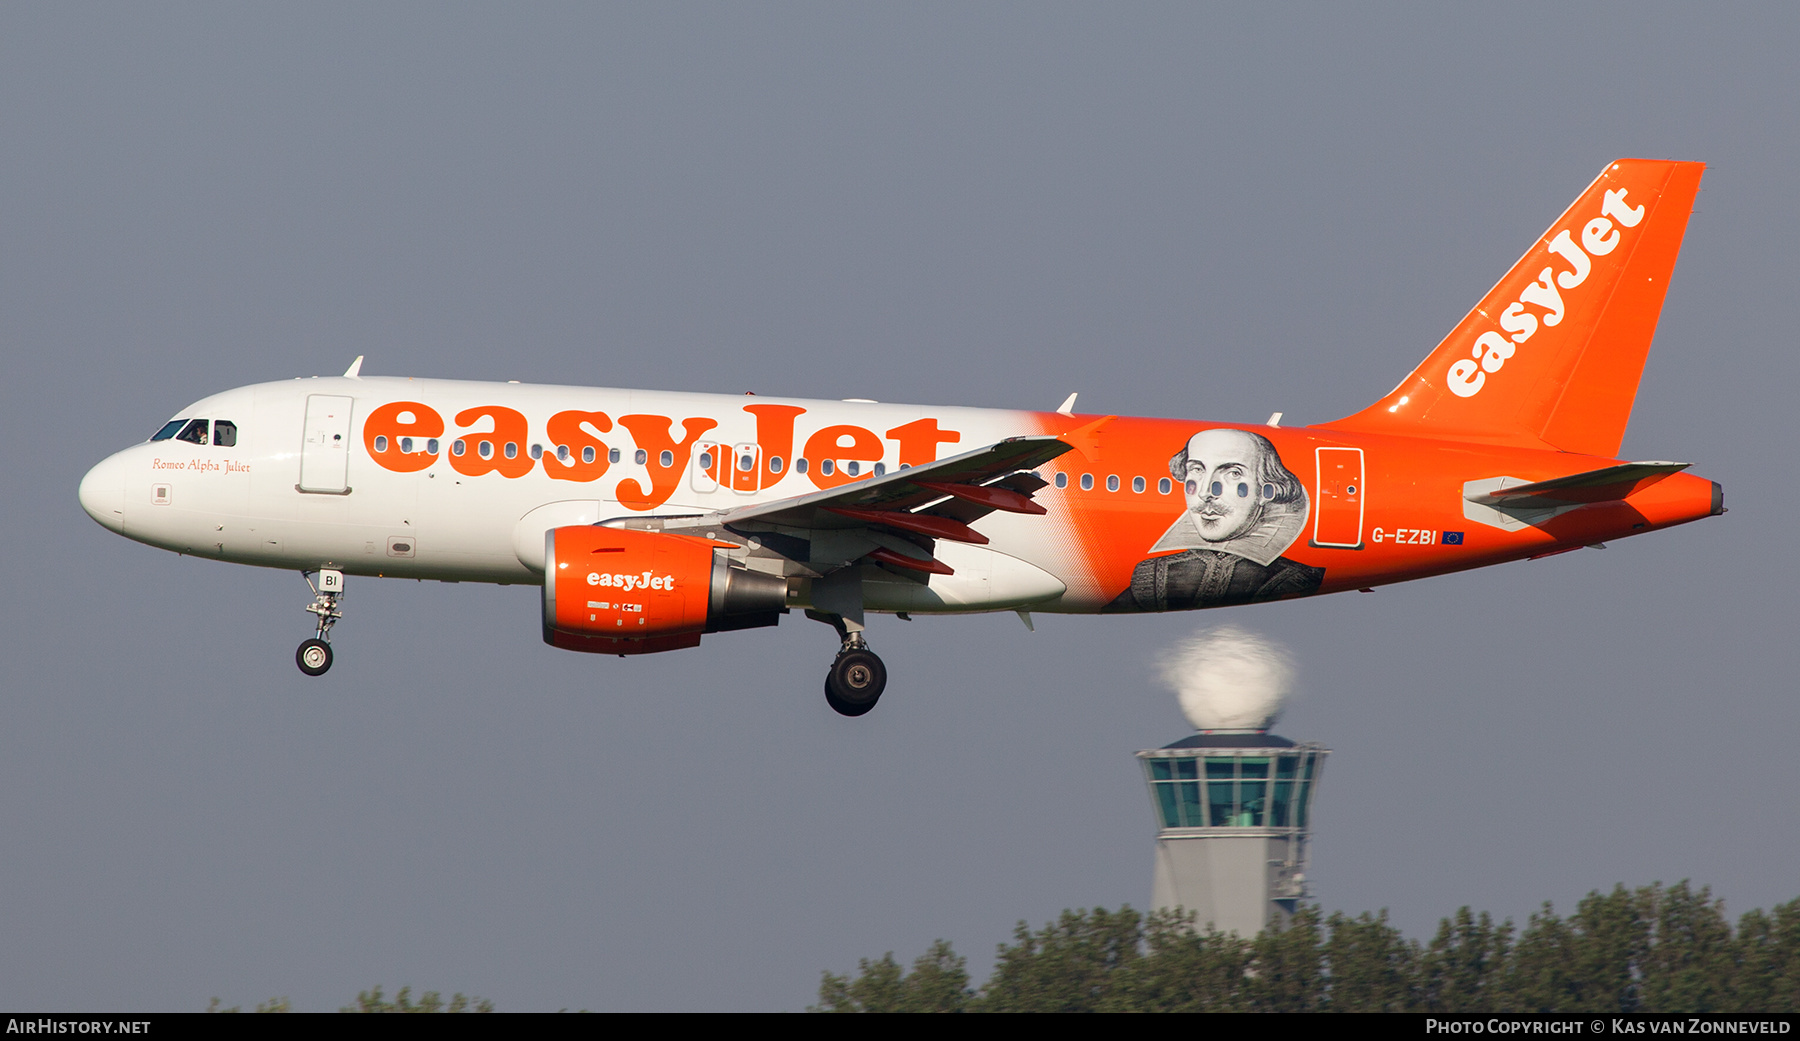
[297, 569, 344, 677]
[810, 610, 887, 716]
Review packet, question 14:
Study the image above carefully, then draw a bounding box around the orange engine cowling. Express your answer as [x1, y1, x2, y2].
[542, 525, 788, 655]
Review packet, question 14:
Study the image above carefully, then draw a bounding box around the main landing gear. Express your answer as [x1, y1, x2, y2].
[810, 610, 887, 717]
[297, 568, 344, 677]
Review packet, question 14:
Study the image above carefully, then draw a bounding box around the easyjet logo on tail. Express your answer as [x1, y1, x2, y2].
[1447, 187, 1645, 398]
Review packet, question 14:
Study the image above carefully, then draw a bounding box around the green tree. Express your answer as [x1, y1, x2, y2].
[1103, 908, 1252, 1012]
[1733, 896, 1800, 1012]
[1419, 907, 1513, 1012]
[813, 940, 972, 1012]
[1323, 910, 1419, 1012]
[204, 997, 291, 1012]
[1564, 883, 1655, 1011]
[1246, 905, 1326, 1012]
[973, 907, 1143, 1012]
[1638, 881, 1736, 1012]
[815, 885, 1800, 1013]
[1500, 902, 1581, 1011]
[341, 985, 495, 1013]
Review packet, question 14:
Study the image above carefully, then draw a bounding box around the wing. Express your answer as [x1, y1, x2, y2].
[604, 435, 1074, 576]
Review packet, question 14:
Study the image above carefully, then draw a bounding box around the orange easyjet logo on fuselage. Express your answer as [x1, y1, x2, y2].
[362, 401, 963, 510]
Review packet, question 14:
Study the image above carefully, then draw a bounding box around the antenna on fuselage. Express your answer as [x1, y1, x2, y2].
[343, 355, 365, 379]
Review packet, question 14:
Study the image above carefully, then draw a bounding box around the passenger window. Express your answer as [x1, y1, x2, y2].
[1054, 472, 1068, 489]
[504, 442, 518, 459]
[769, 455, 782, 473]
[151, 420, 186, 442]
[557, 445, 569, 462]
[1159, 478, 1172, 494]
[176, 419, 209, 445]
[873, 462, 886, 477]
[427, 438, 439, 455]
[699, 451, 714, 470]
[845, 461, 859, 477]
[821, 459, 835, 476]
[399, 437, 412, 453]
[213, 420, 237, 447]
[451, 440, 466, 457]
[609, 448, 621, 464]
[582, 446, 595, 464]
[1106, 475, 1119, 492]
[659, 450, 673, 468]
[478, 440, 494, 459]
[374, 436, 389, 453]
[634, 449, 648, 466]
[1133, 476, 1145, 493]
[529, 443, 543, 460]
[796, 458, 809, 474]
[1080, 473, 1093, 491]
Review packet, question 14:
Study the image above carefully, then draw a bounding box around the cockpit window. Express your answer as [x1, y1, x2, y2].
[175, 419, 209, 445]
[150, 420, 186, 442]
[213, 420, 238, 447]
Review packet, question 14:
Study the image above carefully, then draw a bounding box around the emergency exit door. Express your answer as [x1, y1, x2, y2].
[1311, 447, 1364, 549]
[729, 443, 763, 493]
[298, 395, 354, 494]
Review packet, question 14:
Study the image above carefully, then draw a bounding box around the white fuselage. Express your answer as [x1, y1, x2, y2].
[78, 376, 1087, 613]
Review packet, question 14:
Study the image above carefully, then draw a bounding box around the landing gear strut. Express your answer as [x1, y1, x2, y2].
[810, 610, 887, 716]
[297, 569, 344, 677]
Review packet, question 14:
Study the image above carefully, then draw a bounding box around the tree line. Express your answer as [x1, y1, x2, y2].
[813, 882, 1800, 1012]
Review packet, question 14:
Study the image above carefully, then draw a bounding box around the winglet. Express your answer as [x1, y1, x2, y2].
[343, 355, 365, 379]
[1057, 414, 1116, 461]
[1056, 393, 1078, 416]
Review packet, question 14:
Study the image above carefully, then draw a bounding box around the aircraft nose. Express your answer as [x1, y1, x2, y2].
[79, 452, 128, 533]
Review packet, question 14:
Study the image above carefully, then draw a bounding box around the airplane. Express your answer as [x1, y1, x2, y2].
[78, 158, 1720, 717]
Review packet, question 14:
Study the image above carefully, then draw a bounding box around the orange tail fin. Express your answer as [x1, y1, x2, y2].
[1325, 159, 1704, 457]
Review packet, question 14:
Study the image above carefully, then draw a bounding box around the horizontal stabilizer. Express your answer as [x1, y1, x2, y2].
[1466, 461, 1689, 508]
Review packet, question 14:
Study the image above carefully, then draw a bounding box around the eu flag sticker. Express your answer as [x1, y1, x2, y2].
[1441, 531, 1465, 545]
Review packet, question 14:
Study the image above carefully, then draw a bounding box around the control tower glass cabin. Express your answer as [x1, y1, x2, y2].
[1136, 733, 1328, 937]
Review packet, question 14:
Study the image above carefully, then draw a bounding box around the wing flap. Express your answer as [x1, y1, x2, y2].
[717, 435, 1072, 531]
[615, 435, 1073, 575]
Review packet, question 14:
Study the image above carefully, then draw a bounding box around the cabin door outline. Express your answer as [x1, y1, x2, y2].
[1310, 446, 1365, 549]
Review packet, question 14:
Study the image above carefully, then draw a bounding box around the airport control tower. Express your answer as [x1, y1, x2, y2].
[1138, 626, 1328, 937]
[1136, 731, 1328, 936]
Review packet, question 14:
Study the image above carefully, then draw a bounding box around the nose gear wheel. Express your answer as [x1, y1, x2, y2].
[296, 638, 333, 676]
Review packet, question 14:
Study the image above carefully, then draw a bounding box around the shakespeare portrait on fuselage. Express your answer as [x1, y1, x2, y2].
[79, 159, 1722, 717]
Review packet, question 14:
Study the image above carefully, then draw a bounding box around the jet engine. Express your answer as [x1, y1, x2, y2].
[542, 524, 788, 655]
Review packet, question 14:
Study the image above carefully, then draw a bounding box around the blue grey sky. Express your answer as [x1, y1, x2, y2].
[3, 3, 1796, 1011]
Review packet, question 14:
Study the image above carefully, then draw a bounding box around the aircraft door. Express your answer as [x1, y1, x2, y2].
[730, 442, 763, 493]
[691, 441, 721, 493]
[298, 395, 354, 494]
[1311, 446, 1364, 549]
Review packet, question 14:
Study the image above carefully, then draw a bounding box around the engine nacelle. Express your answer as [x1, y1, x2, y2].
[542, 525, 788, 655]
